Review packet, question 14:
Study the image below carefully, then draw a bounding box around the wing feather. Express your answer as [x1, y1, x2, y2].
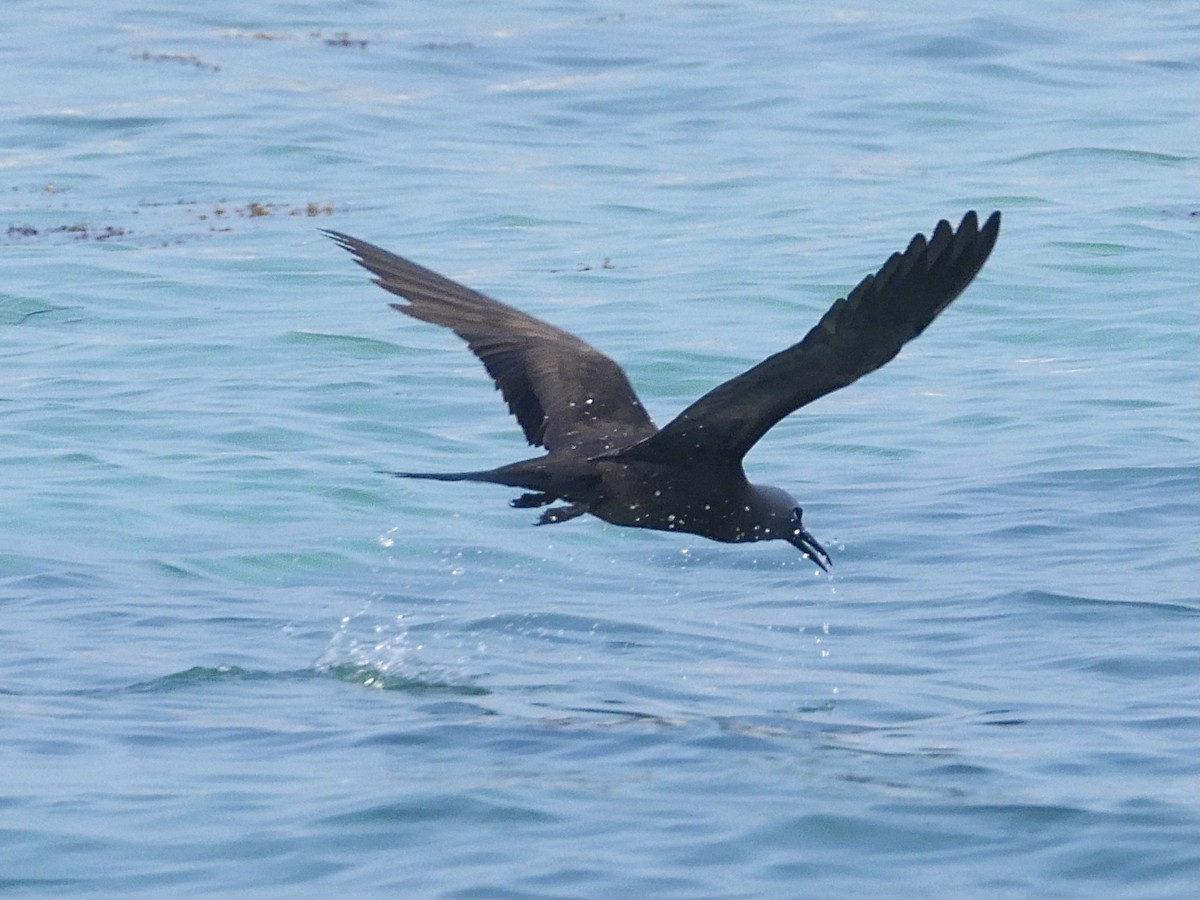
[325, 231, 656, 452]
[610, 210, 1001, 465]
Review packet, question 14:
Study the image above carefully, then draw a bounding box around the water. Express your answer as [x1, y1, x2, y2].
[2, 1, 1197, 897]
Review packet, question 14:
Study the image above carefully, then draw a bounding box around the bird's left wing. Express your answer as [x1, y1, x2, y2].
[325, 231, 657, 453]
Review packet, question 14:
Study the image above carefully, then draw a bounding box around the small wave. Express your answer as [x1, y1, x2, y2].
[72, 660, 485, 698]
[280, 330, 405, 358]
[123, 665, 287, 693]
[1002, 589, 1199, 616]
[1000, 146, 1192, 166]
[317, 662, 486, 694]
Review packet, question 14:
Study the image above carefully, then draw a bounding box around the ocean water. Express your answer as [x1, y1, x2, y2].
[2, 1, 1197, 897]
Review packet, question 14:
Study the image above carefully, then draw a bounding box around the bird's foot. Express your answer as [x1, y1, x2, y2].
[511, 491, 555, 509]
[536, 503, 588, 525]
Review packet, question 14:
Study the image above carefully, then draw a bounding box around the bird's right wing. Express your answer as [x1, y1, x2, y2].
[608, 210, 1001, 466]
[325, 231, 657, 453]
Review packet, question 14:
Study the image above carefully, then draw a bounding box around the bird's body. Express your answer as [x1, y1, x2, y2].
[327, 210, 1001, 571]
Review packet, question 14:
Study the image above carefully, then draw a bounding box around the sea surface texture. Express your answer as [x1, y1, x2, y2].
[2, 1, 1197, 898]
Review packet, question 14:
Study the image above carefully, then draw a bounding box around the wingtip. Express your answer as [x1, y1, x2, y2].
[964, 209, 1001, 240]
[971, 210, 1002, 263]
[322, 228, 360, 255]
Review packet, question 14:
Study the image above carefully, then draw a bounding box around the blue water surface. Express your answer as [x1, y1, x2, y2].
[2, 1, 1198, 897]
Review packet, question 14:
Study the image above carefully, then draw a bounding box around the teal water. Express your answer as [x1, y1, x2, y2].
[2, 2, 1198, 897]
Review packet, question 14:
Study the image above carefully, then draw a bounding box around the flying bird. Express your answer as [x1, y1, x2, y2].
[326, 210, 1000, 571]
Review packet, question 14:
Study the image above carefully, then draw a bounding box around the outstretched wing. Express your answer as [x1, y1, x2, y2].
[609, 210, 1001, 466]
[325, 231, 657, 453]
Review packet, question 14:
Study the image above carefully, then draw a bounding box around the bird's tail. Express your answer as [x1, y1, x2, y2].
[381, 469, 496, 483]
[382, 456, 600, 496]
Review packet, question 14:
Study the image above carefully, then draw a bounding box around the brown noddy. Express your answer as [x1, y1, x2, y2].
[326, 209, 1000, 571]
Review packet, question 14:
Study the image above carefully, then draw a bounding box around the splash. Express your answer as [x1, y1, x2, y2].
[313, 607, 486, 694]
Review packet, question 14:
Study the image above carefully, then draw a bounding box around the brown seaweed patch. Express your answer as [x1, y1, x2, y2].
[219, 28, 369, 49]
[220, 30, 283, 41]
[196, 201, 337, 221]
[132, 51, 220, 72]
[550, 258, 618, 273]
[6, 223, 129, 241]
[298, 202, 336, 217]
[4, 195, 341, 246]
[322, 32, 369, 49]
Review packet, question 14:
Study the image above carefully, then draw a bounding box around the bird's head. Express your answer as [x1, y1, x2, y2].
[751, 485, 831, 572]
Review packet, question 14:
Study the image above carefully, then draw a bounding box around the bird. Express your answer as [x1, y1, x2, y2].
[326, 210, 1000, 572]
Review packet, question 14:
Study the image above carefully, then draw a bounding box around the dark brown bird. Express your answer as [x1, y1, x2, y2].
[326, 210, 1000, 571]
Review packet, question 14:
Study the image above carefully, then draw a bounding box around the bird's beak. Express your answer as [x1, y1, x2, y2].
[789, 524, 831, 572]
